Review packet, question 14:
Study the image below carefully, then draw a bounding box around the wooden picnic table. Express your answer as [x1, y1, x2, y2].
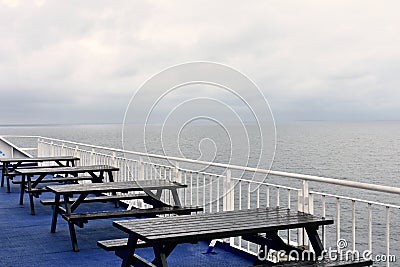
[16, 164, 119, 215]
[0, 156, 79, 192]
[46, 179, 202, 252]
[111, 208, 334, 267]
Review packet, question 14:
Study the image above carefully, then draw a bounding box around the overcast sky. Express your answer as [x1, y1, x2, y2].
[0, 0, 399, 124]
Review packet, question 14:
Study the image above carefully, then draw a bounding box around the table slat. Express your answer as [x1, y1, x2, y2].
[114, 208, 333, 243]
[46, 180, 185, 194]
[0, 156, 79, 163]
[16, 164, 118, 175]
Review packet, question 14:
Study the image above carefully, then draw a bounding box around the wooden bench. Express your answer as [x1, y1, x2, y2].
[108, 208, 334, 267]
[99, 237, 373, 267]
[16, 165, 119, 215]
[46, 179, 199, 252]
[253, 257, 373, 266]
[6, 166, 70, 191]
[1, 156, 79, 192]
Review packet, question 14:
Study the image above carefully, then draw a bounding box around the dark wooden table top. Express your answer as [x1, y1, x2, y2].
[15, 164, 118, 175]
[114, 208, 334, 244]
[46, 180, 186, 194]
[0, 156, 79, 163]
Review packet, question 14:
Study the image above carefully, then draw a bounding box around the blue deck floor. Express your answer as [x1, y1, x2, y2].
[0, 175, 254, 267]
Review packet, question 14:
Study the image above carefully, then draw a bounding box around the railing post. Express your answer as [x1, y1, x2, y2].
[90, 148, 95, 165]
[111, 152, 118, 181]
[74, 145, 78, 157]
[50, 141, 55, 157]
[386, 206, 390, 267]
[336, 198, 341, 253]
[37, 138, 41, 157]
[174, 162, 181, 183]
[173, 162, 184, 204]
[368, 203, 372, 255]
[112, 152, 117, 166]
[223, 169, 234, 212]
[297, 181, 310, 248]
[222, 168, 235, 246]
[223, 171, 228, 211]
[139, 157, 144, 180]
[308, 193, 314, 215]
[297, 190, 303, 246]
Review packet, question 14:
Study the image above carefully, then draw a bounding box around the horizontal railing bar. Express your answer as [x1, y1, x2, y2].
[0, 135, 41, 138]
[4, 135, 400, 196]
[46, 140, 226, 178]
[310, 191, 400, 209]
[20, 148, 38, 151]
[178, 169, 225, 178]
[267, 172, 400, 195]
[232, 177, 300, 191]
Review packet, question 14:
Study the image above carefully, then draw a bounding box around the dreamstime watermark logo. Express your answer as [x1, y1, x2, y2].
[257, 239, 397, 263]
[122, 62, 276, 204]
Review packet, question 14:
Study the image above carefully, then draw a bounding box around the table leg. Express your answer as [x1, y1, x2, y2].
[6, 168, 11, 193]
[170, 189, 181, 207]
[27, 175, 35, 215]
[19, 174, 25, 205]
[51, 194, 61, 233]
[152, 243, 177, 267]
[1, 163, 5, 187]
[106, 170, 119, 207]
[243, 231, 304, 259]
[6, 162, 22, 192]
[65, 195, 79, 252]
[88, 171, 102, 183]
[305, 226, 324, 256]
[107, 170, 114, 182]
[6, 163, 12, 192]
[70, 193, 88, 212]
[142, 189, 168, 208]
[31, 174, 46, 188]
[121, 235, 139, 267]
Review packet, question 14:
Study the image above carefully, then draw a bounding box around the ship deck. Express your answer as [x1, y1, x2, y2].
[0, 173, 253, 267]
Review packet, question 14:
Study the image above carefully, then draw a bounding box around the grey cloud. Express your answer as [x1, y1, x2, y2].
[0, 0, 400, 124]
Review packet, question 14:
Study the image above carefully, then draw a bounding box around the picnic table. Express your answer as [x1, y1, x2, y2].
[108, 208, 333, 267]
[16, 164, 119, 215]
[0, 156, 79, 192]
[46, 179, 202, 252]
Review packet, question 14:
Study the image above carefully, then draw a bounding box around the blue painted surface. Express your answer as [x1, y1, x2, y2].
[0, 172, 254, 267]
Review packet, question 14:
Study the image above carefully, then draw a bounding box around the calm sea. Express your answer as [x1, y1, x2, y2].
[1, 121, 399, 186]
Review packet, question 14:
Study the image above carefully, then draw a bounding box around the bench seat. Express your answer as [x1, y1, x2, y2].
[6, 165, 68, 178]
[18, 176, 95, 197]
[13, 176, 94, 185]
[63, 206, 203, 223]
[98, 238, 147, 251]
[40, 193, 152, 205]
[97, 237, 198, 252]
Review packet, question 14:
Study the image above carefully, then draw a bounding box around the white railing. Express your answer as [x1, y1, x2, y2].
[2, 135, 399, 266]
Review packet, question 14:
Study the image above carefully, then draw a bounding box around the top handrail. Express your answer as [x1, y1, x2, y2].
[3, 134, 400, 195]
